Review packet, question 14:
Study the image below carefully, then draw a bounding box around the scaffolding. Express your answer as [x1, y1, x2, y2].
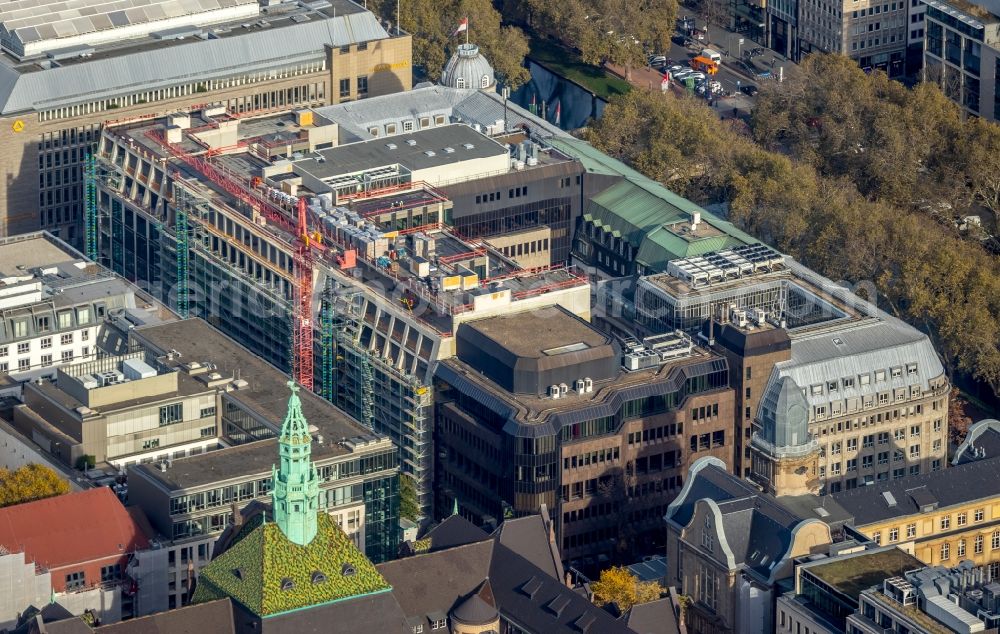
[319, 287, 336, 402]
[84, 152, 98, 261]
[174, 188, 193, 318]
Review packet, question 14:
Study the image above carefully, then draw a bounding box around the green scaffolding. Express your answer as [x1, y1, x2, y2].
[174, 188, 192, 318]
[319, 289, 335, 402]
[84, 152, 98, 261]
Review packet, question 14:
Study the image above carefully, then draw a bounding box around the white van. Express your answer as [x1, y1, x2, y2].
[701, 48, 723, 64]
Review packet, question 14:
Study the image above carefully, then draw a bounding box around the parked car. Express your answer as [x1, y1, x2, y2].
[687, 71, 707, 81]
[668, 64, 686, 74]
[740, 84, 759, 96]
[708, 80, 723, 92]
[648, 55, 667, 68]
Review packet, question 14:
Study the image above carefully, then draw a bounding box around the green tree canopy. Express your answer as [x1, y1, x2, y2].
[376, 0, 530, 89]
[0, 464, 70, 508]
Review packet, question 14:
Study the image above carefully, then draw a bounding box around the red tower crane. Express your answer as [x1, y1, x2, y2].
[292, 196, 315, 390]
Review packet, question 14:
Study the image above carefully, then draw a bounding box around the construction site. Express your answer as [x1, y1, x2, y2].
[89, 104, 591, 517]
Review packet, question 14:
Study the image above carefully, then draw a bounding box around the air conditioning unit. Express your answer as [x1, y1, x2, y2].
[97, 370, 125, 386]
[731, 309, 748, 328]
[549, 385, 561, 399]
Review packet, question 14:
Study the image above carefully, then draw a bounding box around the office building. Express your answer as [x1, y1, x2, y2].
[847, 562, 1000, 633]
[664, 457, 833, 634]
[633, 253, 949, 494]
[828, 436, 1000, 575]
[798, 0, 908, 75]
[124, 318, 400, 566]
[922, 0, 999, 119]
[435, 306, 735, 562]
[0, 487, 153, 628]
[93, 105, 590, 519]
[776, 545, 924, 634]
[0, 0, 411, 244]
[0, 231, 173, 379]
[554, 137, 756, 282]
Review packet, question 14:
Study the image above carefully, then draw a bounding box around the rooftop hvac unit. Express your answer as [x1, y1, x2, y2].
[575, 379, 586, 394]
[80, 374, 100, 390]
[559, 383, 569, 395]
[584, 377, 593, 393]
[97, 370, 125, 387]
[749, 308, 767, 325]
[122, 358, 157, 380]
[731, 309, 748, 328]
[549, 385, 561, 399]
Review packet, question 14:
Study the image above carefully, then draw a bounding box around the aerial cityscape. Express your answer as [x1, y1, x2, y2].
[0, 0, 996, 632]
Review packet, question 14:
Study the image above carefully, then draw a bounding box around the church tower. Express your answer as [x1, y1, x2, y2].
[272, 381, 320, 546]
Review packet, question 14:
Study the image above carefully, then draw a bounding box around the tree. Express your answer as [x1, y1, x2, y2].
[570, 0, 678, 80]
[0, 464, 70, 508]
[591, 566, 663, 610]
[375, 0, 530, 89]
[948, 387, 974, 446]
[399, 474, 420, 522]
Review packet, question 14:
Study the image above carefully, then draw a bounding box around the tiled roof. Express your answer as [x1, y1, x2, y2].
[0, 487, 150, 570]
[192, 513, 391, 617]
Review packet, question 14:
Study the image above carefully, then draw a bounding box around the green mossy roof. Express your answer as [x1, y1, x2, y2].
[192, 513, 390, 617]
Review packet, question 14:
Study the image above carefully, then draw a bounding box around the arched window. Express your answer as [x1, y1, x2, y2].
[481, 74, 490, 88]
[456, 77, 466, 89]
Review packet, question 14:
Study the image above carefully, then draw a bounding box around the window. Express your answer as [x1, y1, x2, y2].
[933, 419, 942, 432]
[862, 455, 873, 469]
[159, 403, 183, 426]
[889, 527, 899, 542]
[431, 618, 447, 630]
[200, 406, 216, 418]
[101, 564, 121, 583]
[66, 571, 86, 590]
[61, 350, 73, 363]
[81, 329, 90, 341]
[847, 458, 858, 472]
[13, 319, 28, 338]
[402, 120, 414, 132]
[910, 425, 920, 437]
[894, 428, 905, 441]
[863, 434, 874, 448]
[339, 78, 350, 98]
[481, 74, 490, 89]
[843, 377, 855, 389]
[909, 445, 920, 458]
[941, 542, 950, 560]
[906, 523, 916, 538]
[17, 342, 29, 354]
[847, 438, 858, 452]
[0, 346, 6, 357]
[40, 337, 52, 349]
[976, 535, 984, 554]
[412, 626, 424, 634]
[831, 441, 842, 455]
[456, 76, 466, 89]
[356, 75, 368, 97]
[941, 516, 951, 530]
[873, 531, 882, 545]
[40, 354, 52, 366]
[993, 531, 1000, 550]
[37, 316, 51, 332]
[61, 333, 73, 345]
[975, 509, 985, 522]
[18, 359, 29, 371]
[958, 540, 966, 557]
[958, 513, 967, 526]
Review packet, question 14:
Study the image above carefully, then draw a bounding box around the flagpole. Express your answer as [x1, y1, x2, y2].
[466, 17, 469, 45]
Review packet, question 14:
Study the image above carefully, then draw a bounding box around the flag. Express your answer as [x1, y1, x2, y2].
[452, 17, 468, 37]
[554, 100, 561, 126]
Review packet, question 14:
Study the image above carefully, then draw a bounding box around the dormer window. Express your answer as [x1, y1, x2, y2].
[456, 77, 466, 89]
[341, 563, 356, 577]
[280, 577, 295, 591]
[311, 571, 326, 584]
[481, 75, 490, 88]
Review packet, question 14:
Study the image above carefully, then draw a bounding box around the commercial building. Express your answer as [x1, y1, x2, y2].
[664, 457, 832, 634]
[828, 432, 1000, 576]
[435, 306, 735, 562]
[776, 545, 924, 634]
[798, 0, 908, 75]
[125, 318, 400, 566]
[0, 232, 173, 379]
[0, 0, 411, 244]
[0, 487, 153, 628]
[847, 562, 1000, 633]
[93, 101, 590, 519]
[922, 0, 1000, 119]
[633, 254, 949, 493]
[552, 137, 756, 282]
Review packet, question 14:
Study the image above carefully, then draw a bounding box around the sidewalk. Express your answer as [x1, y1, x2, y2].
[604, 62, 755, 120]
[679, 13, 800, 83]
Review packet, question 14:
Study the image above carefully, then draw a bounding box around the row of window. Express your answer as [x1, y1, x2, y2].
[0, 330, 90, 357]
[627, 422, 684, 446]
[497, 238, 548, 259]
[563, 447, 620, 470]
[476, 186, 529, 205]
[690, 431, 726, 452]
[368, 114, 448, 137]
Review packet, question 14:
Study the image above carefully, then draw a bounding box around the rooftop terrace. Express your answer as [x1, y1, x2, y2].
[805, 548, 923, 598]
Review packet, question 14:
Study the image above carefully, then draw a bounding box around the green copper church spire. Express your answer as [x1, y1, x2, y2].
[272, 381, 320, 546]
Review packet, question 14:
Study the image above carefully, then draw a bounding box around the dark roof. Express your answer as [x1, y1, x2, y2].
[451, 593, 498, 626]
[256, 592, 408, 634]
[494, 514, 562, 581]
[625, 598, 680, 634]
[378, 519, 633, 634]
[829, 456, 1000, 525]
[703, 320, 791, 357]
[96, 600, 236, 634]
[952, 419, 1000, 465]
[463, 307, 612, 361]
[40, 619, 93, 634]
[668, 459, 815, 581]
[420, 514, 488, 552]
